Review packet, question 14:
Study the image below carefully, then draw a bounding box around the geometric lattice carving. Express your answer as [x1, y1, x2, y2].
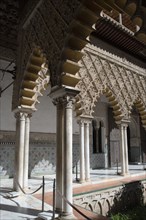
[75, 45, 146, 126]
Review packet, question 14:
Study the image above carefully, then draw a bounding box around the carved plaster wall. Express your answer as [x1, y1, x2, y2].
[12, 0, 146, 128]
[75, 44, 146, 126]
[12, 0, 81, 110]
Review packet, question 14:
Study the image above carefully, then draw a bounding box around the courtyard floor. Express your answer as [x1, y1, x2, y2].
[0, 164, 146, 220]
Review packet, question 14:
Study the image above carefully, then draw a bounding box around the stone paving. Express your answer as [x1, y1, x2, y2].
[0, 165, 146, 220]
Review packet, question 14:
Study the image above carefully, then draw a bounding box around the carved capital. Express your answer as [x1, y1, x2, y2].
[78, 115, 93, 125]
[14, 112, 26, 121]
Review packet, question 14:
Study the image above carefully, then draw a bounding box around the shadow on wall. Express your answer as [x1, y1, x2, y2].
[109, 181, 144, 216]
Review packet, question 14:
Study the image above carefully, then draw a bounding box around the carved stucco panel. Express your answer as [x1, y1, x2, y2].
[76, 46, 146, 121]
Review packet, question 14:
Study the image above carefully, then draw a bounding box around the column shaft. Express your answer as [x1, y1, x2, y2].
[64, 99, 73, 215]
[84, 122, 90, 181]
[23, 114, 31, 188]
[14, 113, 25, 191]
[101, 126, 105, 153]
[120, 124, 126, 175]
[79, 121, 85, 183]
[124, 125, 129, 174]
[56, 100, 64, 212]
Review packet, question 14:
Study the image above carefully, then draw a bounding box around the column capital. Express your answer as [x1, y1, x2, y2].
[118, 119, 130, 128]
[26, 113, 32, 118]
[14, 111, 32, 119]
[77, 115, 93, 124]
[53, 95, 74, 108]
[14, 112, 26, 120]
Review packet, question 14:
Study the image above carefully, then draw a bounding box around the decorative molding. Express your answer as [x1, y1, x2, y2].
[85, 44, 146, 76]
[74, 180, 146, 216]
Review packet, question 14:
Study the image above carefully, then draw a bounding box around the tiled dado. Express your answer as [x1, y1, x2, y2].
[0, 132, 80, 178]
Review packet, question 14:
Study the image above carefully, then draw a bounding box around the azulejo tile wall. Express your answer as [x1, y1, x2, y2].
[0, 131, 108, 178]
[0, 132, 81, 178]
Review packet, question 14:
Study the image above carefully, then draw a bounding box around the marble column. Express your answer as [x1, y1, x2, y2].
[84, 121, 90, 181]
[120, 124, 126, 175]
[55, 99, 64, 213]
[63, 98, 74, 216]
[50, 86, 79, 219]
[14, 112, 26, 191]
[79, 120, 85, 183]
[23, 113, 31, 189]
[101, 125, 105, 153]
[119, 121, 129, 176]
[123, 124, 129, 174]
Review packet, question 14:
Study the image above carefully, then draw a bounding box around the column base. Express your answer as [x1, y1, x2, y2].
[57, 213, 77, 220]
[85, 178, 91, 182]
[120, 172, 129, 176]
[79, 179, 85, 184]
[55, 208, 64, 214]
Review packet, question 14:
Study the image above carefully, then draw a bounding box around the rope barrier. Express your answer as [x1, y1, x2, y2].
[14, 178, 43, 195]
[14, 176, 92, 220]
[56, 188, 92, 220]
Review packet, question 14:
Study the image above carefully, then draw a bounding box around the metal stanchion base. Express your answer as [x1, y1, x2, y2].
[4, 191, 20, 198]
[38, 211, 58, 220]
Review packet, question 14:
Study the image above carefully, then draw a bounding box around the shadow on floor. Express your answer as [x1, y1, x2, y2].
[0, 204, 41, 216]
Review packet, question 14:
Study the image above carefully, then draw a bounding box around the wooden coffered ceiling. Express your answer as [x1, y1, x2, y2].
[0, 0, 146, 61]
[0, 0, 29, 55]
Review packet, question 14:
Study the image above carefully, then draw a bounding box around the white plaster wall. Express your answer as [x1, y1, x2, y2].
[31, 90, 79, 133]
[0, 59, 15, 131]
[0, 59, 79, 133]
[30, 89, 56, 133]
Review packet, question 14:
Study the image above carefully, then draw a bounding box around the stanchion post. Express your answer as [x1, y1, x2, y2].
[52, 178, 56, 220]
[42, 176, 45, 212]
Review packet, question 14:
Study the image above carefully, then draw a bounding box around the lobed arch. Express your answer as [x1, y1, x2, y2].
[75, 83, 123, 124]
[12, 46, 50, 112]
[133, 99, 146, 129]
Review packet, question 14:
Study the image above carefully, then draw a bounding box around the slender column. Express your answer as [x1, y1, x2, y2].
[120, 124, 126, 175]
[55, 99, 64, 212]
[124, 124, 129, 174]
[23, 113, 31, 188]
[79, 120, 85, 183]
[101, 126, 105, 153]
[84, 121, 90, 181]
[14, 112, 26, 191]
[63, 98, 73, 216]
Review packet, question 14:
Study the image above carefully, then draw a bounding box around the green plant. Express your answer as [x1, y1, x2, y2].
[111, 206, 146, 220]
[111, 213, 129, 220]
